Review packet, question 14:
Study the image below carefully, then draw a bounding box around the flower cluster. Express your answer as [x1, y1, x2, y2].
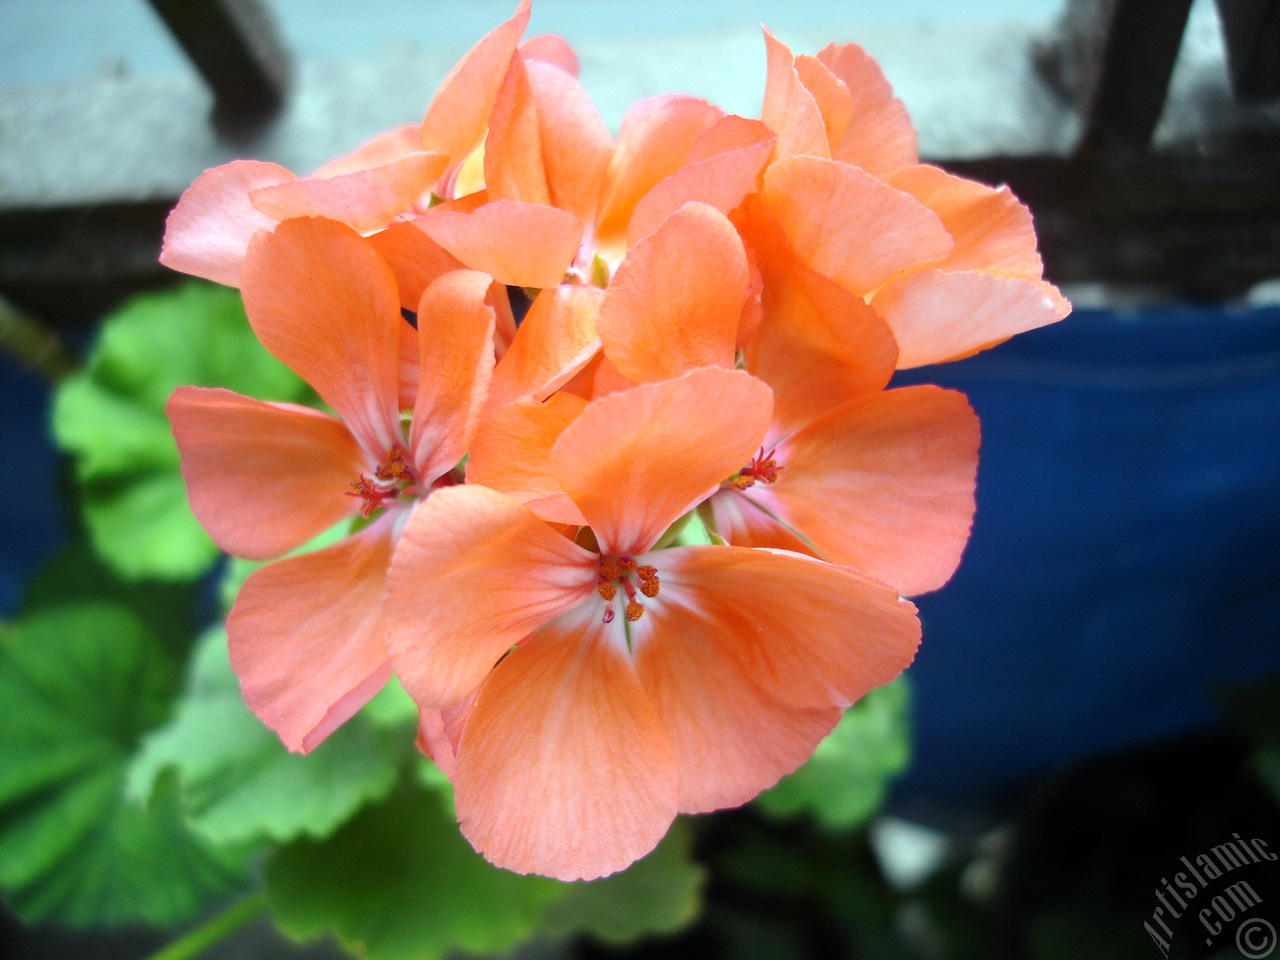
[162, 1, 1069, 881]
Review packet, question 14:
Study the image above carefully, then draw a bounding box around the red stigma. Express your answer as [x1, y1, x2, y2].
[347, 445, 416, 518]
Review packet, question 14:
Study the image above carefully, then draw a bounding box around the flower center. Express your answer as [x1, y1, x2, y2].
[347, 445, 416, 518]
[596, 554, 660, 623]
[729, 446, 784, 491]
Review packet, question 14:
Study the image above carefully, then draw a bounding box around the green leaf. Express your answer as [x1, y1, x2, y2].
[21, 538, 196, 655]
[755, 678, 911, 830]
[128, 628, 401, 847]
[266, 782, 564, 960]
[79, 470, 221, 582]
[541, 818, 706, 946]
[1254, 745, 1280, 803]
[51, 282, 311, 581]
[1218, 670, 1280, 743]
[1216, 671, 1280, 803]
[0, 603, 249, 926]
[360, 676, 419, 731]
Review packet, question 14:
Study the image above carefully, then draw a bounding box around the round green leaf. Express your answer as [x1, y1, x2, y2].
[266, 783, 564, 960]
[0, 603, 249, 926]
[80, 470, 220, 582]
[540, 818, 706, 946]
[51, 282, 311, 581]
[21, 539, 196, 654]
[756, 677, 911, 830]
[128, 628, 402, 847]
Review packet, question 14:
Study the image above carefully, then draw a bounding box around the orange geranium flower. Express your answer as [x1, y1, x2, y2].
[410, 40, 776, 293]
[755, 30, 1070, 368]
[465, 196, 981, 596]
[687, 201, 981, 595]
[167, 216, 499, 751]
[461, 200, 751, 521]
[159, 1, 556, 288]
[383, 368, 921, 880]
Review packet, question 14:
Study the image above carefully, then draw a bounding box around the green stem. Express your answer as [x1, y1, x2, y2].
[143, 892, 269, 960]
[0, 294, 77, 383]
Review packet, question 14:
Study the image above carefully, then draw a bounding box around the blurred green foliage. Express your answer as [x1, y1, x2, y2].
[22, 539, 195, 653]
[51, 283, 310, 580]
[540, 820, 707, 945]
[0, 604, 249, 926]
[1220, 670, 1280, 805]
[127, 627, 404, 848]
[757, 677, 910, 830]
[265, 783, 563, 960]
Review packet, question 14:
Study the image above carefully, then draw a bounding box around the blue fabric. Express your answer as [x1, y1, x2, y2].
[0, 358, 64, 614]
[892, 304, 1280, 811]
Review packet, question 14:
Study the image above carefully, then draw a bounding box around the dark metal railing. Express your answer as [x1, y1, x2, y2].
[1, 0, 1277, 319]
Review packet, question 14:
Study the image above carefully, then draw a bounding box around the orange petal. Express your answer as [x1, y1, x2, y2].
[416, 200, 583, 288]
[625, 123, 774, 247]
[384, 485, 597, 710]
[249, 153, 448, 233]
[585, 353, 639, 400]
[654, 545, 920, 709]
[760, 28, 830, 162]
[484, 54, 551, 206]
[488, 281, 518, 358]
[765, 386, 980, 595]
[432, 188, 491, 215]
[794, 54, 853, 146]
[420, 0, 531, 164]
[228, 523, 395, 752]
[488, 284, 603, 408]
[525, 59, 614, 225]
[160, 160, 296, 286]
[416, 693, 475, 782]
[688, 114, 775, 163]
[167, 386, 364, 561]
[310, 124, 424, 178]
[738, 200, 897, 437]
[763, 156, 952, 294]
[520, 34, 579, 75]
[241, 217, 402, 455]
[551, 368, 772, 555]
[701, 489, 816, 557]
[887, 164, 1043, 279]
[737, 240, 765, 352]
[633, 599, 840, 813]
[872, 270, 1071, 368]
[410, 270, 498, 481]
[596, 95, 725, 245]
[816, 42, 918, 177]
[453, 605, 678, 880]
[597, 203, 747, 383]
[366, 219, 464, 312]
[467, 393, 589, 525]
[556, 352, 637, 402]
[398, 319, 419, 412]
